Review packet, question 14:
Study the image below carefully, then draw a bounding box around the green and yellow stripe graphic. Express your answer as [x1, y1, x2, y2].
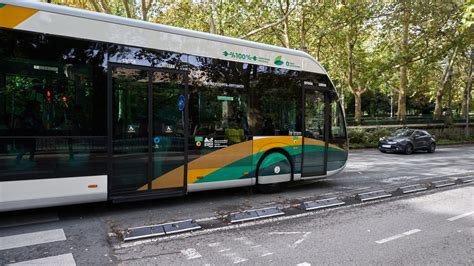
[139, 137, 345, 191]
[0, 4, 37, 29]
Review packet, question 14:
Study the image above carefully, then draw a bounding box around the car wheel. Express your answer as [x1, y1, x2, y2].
[427, 142, 436, 153]
[404, 143, 413, 155]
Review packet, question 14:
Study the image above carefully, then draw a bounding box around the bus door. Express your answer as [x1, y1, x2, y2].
[301, 83, 328, 177]
[109, 65, 187, 197]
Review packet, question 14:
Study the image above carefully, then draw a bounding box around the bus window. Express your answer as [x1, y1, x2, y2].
[248, 66, 302, 136]
[0, 29, 107, 181]
[328, 95, 348, 171]
[187, 57, 252, 182]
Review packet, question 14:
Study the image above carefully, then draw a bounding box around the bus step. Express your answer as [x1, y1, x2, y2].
[229, 207, 283, 223]
[397, 184, 427, 194]
[124, 219, 200, 241]
[356, 190, 391, 202]
[430, 179, 456, 188]
[301, 197, 345, 211]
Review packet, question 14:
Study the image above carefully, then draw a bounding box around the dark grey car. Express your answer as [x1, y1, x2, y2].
[378, 129, 436, 155]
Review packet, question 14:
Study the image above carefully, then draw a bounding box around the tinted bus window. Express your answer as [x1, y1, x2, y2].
[248, 66, 302, 136]
[0, 29, 107, 181]
[328, 94, 348, 171]
[187, 56, 252, 181]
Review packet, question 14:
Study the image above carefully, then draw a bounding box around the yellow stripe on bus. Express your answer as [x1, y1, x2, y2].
[0, 5, 37, 29]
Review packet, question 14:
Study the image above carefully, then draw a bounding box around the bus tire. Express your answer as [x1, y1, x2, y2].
[257, 183, 282, 194]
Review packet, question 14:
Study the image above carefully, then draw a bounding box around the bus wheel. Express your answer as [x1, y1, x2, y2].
[256, 152, 291, 194]
[257, 183, 282, 194]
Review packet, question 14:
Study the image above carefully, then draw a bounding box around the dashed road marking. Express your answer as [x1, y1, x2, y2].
[180, 248, 202, 260]
[208, 242, 220, 247]
[218, 248, 231, 252]
[234, 236, 254, 246]
[297, 263, 311, 266]
[375, 229, 421, 244]
[290, 232, 312, 248]
[0, 229, 66, 251]
[7, 253, 76, 266]
[222, 253, 248, 264]
[447, 211, 474, 222]
[269, 231, 304, 235]
[260, 252, 274, 257]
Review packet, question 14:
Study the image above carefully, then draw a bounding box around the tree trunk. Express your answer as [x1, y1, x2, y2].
[122, 0, 133, 18]
[282, 16, 290, 48]
[141, 0, 147, 21]
[354, 91, 362, 124]
[461, 49, 473, 119]
[88, 0, 102, 12]
[465, 49, 473, 137]
[298, 3, 306, 51]
[99, 0, 111, 14]
[434, 46, 459, 120]
[397, 0, 410, 122]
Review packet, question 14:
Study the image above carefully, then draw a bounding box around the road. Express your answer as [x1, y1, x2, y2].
[0, 145, 473, 265]
[116, 186, 474, 265]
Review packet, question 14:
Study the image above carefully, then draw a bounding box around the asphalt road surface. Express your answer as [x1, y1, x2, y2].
[0, 145, 473, 265]
[115, 186, 473, 265]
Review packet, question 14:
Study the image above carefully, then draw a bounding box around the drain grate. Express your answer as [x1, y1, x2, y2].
[229, 207, 284, 223]
[301, 198, 345, 211]
[356, 190, 391, 202]
[124, 219, 200, 241]
[430, 179, 455, 188]
[456, 177, 473, 183]
[398, 184, 427, 194]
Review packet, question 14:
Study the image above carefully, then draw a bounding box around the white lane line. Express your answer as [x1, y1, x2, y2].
[180, 248, 202, 260]
[222, 253, 248, 264]
[218, 248, 231, 253]
[375, 229, 421, 244]
[208, 242, 220, 247]
[290, 232, 312, 248]
[234, 236, 254, 246]
[297, 263, 311, 266]
[269, 231, 304, 235]
[0, 229, 66, 251]
[7, 253, 76, 266]
[260, 252, 274, 257]
[447, 211, 474, 221]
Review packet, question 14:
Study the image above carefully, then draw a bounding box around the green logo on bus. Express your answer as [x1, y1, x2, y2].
[274, 55, 284, 66]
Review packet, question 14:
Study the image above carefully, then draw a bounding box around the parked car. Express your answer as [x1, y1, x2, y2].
[378, 129, 436, 155]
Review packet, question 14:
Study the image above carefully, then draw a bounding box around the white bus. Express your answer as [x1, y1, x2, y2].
[0, 0, 348, 212]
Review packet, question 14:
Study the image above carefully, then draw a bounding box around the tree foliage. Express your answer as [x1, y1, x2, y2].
[42, 0, 474, 122]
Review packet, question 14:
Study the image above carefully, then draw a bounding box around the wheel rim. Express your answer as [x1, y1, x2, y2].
[407, 145, 412, 154]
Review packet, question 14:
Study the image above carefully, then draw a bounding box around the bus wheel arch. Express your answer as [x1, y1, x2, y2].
[256, 149, 293, 193]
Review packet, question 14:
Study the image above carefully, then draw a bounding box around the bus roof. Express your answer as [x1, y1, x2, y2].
[0, 0, 327, 74]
